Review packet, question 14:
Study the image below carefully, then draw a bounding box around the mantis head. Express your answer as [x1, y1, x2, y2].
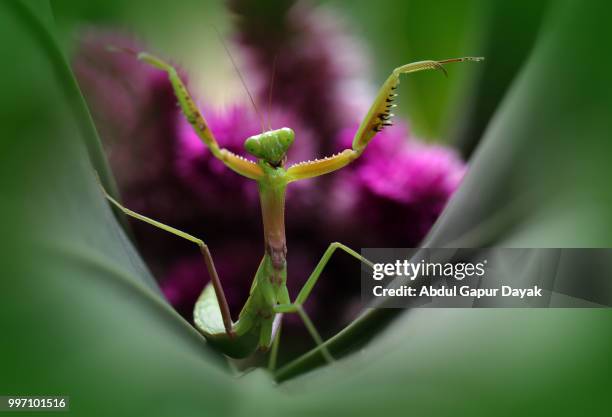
[244, 127, 295, 167]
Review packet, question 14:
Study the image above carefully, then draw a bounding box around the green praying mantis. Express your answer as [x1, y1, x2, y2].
[99, 49, 483, 369]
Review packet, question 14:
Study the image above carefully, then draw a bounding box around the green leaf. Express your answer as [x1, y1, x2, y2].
[449, 0, 552, 155]
[0, 2, 236, 415]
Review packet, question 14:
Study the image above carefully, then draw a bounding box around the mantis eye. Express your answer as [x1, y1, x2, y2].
[278, 128, 295, 148]
[244, 137, 263, 157]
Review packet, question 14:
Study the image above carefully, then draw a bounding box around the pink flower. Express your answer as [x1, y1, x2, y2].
[329, 123, 466, 243]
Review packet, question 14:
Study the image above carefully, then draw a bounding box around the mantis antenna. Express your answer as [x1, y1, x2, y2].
[267, 54, 278, 131]
[213, 26, 265, 133]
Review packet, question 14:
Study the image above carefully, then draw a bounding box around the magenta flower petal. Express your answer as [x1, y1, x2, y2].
[359, 142, 466, 206]
[328, 121, 467, 245]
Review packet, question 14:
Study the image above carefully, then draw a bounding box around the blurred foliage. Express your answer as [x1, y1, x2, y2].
[327, 0, 482, 140]
[1, 0, 612, 416]
[50, 0, 550, 142]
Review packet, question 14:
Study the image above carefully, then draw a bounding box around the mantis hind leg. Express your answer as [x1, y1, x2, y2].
[273, 302, 334, 364]
[97, 178, 235, 335]
[267, 286, 288, 371]
[272, 242, 374, 365]
[267, 319, 282, 371]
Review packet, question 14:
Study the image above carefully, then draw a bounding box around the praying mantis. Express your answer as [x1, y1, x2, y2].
[99, 50, 483, 369]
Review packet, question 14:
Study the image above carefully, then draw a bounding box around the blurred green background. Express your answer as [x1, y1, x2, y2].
[1, 0, 611, 416]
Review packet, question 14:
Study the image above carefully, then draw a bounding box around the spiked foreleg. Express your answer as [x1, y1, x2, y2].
[131, 52, 264, 180]
[286, 57, 483, 182]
